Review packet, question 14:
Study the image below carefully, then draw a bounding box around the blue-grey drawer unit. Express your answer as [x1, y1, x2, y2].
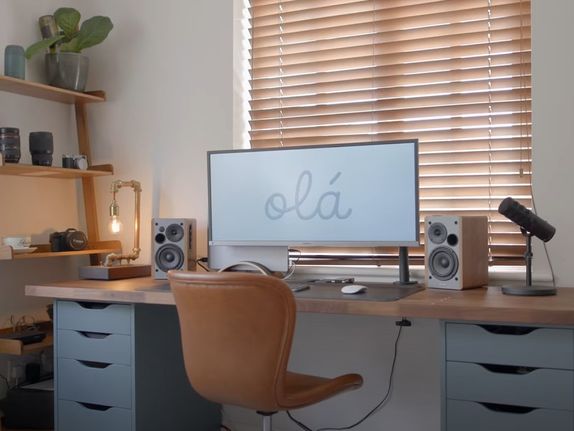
[446, 399, 574, 431]
[57, 329, 131, 365]
[447, 361, 574, 410]
[56, 301, 132, 335]
[55, 300, 221, 431]
[444, 322, 574, 431]
[59, 400, 131, 431]
[446, 323, 574, 369]
[58, 358, 132, 408]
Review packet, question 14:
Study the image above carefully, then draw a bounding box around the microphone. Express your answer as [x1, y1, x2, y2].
[498, 197, 556, 242]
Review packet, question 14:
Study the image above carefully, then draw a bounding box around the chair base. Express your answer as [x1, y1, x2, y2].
[257, 411, 276, 431]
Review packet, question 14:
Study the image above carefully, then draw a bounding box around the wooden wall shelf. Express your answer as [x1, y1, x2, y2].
[0, 162, 113, 179]
[0, 321, 53, 355]
[0, 75, 105, 104]
[0, 240, 122, 261]
[1, 76, 114, 267]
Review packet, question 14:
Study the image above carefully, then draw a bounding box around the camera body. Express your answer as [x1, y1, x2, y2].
[49, 228, 88, 252]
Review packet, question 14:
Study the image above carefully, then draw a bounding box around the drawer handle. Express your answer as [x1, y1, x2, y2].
[479, 324, 538, 336]
[78, 360, 112, 369]
[77, 331, 111, 339]
[479, 402, 537, 414]
[77, 302, 111, 310]
[77, 402, 112, 411]
[479, 363, 537, 375]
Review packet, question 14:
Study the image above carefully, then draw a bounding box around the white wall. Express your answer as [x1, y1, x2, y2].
[1, 0, 573, 430]
[531, 0, 574, 287]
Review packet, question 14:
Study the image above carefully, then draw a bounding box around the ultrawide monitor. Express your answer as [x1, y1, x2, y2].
[208, 140, 419, 254]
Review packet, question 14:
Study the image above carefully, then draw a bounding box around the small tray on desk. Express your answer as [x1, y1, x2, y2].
[289, 282, 423, 302]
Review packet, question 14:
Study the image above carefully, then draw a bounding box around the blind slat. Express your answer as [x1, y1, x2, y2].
[246, 0, 532, 265]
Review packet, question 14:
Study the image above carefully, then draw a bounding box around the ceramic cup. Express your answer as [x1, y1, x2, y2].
[2, 235, 32, 249]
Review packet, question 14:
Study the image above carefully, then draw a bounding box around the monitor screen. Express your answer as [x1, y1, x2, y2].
[208, 140, 419, 247]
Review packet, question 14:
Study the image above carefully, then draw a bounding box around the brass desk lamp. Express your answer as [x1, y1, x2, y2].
[80, 179, 151, 280]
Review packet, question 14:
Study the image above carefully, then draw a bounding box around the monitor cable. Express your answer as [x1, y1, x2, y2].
[282, 248, 302, 281]
[286, 318, 410, 431]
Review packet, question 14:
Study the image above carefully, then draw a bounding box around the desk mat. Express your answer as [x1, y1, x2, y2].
[138, 280, 423, 302]
[288, 282, 423, 302]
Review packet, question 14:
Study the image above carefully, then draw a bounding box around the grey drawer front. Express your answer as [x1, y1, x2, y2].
[57, 301, 132, 335]
[58, 400, 132, 431]
[58, 358, 132, 408]
[447, 361, 574, 410]
[447, 399, 573, 431]
[57, 329, 132, 365]
[446, 323, 574, 369]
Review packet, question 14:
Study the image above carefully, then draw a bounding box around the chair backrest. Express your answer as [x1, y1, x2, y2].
[168, 271, 296, 412]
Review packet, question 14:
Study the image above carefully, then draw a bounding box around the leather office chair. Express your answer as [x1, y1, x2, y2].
[168, 271, 363, 431]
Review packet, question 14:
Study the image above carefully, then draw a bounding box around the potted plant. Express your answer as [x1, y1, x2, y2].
[25, 8, 113, 92]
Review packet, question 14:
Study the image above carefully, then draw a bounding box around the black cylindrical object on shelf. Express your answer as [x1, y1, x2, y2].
[0, 127, 21, 163]
[29, 131, 54, 166]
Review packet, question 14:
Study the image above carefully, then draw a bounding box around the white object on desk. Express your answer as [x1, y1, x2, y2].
[341, 284, 368, 294]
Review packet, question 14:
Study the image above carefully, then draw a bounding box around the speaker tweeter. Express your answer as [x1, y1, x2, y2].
[152, 218, 196, 279]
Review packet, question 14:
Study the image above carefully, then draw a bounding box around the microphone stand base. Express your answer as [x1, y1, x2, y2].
[501, 285, 557, 296]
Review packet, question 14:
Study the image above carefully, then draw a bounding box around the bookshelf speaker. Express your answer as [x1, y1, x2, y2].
[152, 218, 196, 279]
[425, 215, 489, 290]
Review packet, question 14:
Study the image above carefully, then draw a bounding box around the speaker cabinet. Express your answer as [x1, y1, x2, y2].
[152, 218, 196, 279]
[425, 215, 488, 290]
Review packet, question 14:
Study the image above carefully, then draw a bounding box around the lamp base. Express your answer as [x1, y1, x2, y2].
[79, 264, 151, 280]
[501, 284, 557, 296]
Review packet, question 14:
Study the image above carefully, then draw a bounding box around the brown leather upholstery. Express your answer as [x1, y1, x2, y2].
[168, 271, 363, 413]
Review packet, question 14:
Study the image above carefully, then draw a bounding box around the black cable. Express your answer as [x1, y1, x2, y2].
[220, 425, 232, 431]
[287, 411, 313, 431]
[287, 321, 406, 431]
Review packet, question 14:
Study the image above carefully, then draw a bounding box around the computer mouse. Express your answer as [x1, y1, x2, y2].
[341, 284, 368, 294]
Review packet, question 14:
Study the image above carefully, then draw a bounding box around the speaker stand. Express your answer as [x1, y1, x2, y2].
[394, 247, 418, 286]
[501, 231, 557, 296]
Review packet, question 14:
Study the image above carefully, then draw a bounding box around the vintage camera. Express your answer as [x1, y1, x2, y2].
[49, 228, 88, 252]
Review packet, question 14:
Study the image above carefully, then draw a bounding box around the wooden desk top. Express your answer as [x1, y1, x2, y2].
[25, 277, 574, 326]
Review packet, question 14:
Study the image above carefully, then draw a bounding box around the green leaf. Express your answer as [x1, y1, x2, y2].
[59, 38, 82, 53]
[25, 35, 65, 59]
[75, 16, 113, 51]
[54, 8, 81, 40]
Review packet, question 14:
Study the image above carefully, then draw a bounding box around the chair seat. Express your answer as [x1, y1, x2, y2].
[281, 371, 363, 410]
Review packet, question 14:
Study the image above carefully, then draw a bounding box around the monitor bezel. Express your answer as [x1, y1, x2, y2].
[207, 139, 420, 247]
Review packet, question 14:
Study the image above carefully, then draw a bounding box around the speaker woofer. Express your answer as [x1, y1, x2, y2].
[428, 246, 459, 281]
[165, 224, 184, 242]
[155, 244, 185, 272]
[428, 222, 447, 244]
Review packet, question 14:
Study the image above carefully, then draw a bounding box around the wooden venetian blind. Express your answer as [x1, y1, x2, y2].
[247, 0, 531, 265]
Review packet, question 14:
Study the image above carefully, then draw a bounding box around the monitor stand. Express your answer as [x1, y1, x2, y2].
[208, 245, 289, 273]
[394, 247, 418, 286]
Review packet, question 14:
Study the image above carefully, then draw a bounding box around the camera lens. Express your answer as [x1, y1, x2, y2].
[29, 131, 54, 166]
[62, 154, 74, 168]
[0, 127, 21, 163]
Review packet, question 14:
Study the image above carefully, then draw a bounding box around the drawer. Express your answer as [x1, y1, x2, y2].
[57, 301, 132, 335]
[446, 323, 574, 369]
[446, 399, 573, 431]
[447, 361, 574, 410]
[57, 329, 132, 365]
[58, 400, 132, 431]
[58, 358, 132, 409]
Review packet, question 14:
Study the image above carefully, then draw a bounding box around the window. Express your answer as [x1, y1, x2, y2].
[246, 0, 531, 265]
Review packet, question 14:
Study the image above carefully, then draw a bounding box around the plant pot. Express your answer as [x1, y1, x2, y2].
[45, 52, 89, 92]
